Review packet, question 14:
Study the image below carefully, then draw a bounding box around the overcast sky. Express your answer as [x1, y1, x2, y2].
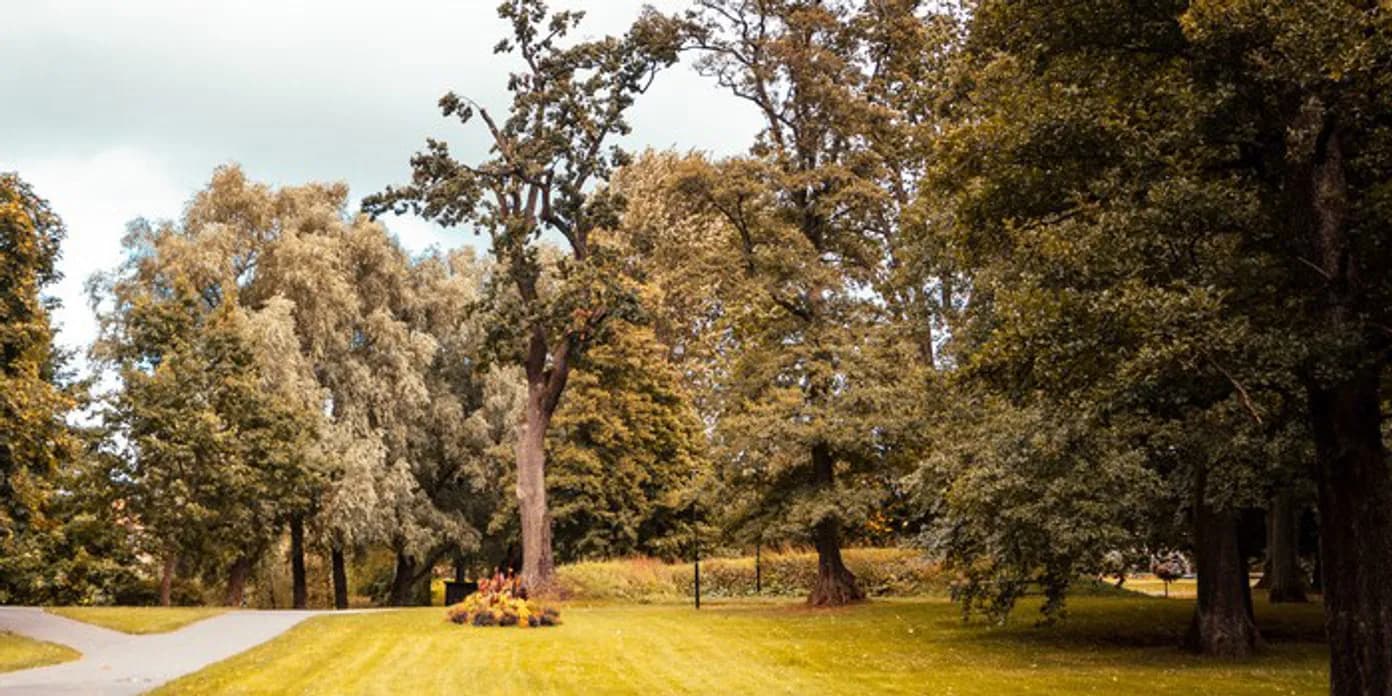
[1, 0, 760, 356]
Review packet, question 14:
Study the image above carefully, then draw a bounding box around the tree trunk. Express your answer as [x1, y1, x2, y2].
[1185, 484, 1261, 657]
[517, 384, 556, 593]
[290, 514, 307, 610]
[1303, 122, 1392, 696]
[1309, 374, 1392, 695]
[224, 557, 251, 607]
[331, 545, 349, 610]
[499, 542, 522, 577]
[388, 552, 421, 607]
[806, 443, 864, 607]
[1265, 489, 1307, 604]
[159, 554, 176, 607]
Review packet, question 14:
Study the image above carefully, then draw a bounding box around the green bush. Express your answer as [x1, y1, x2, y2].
[554, 548, 944, 602]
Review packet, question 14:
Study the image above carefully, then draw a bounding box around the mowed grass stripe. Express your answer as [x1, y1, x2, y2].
[154, 596, 1328, 695]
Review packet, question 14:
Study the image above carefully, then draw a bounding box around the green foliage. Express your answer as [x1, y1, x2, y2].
[912, 399, 1161, 621]
[364, 0, 683, 376]
[87, 165, 524, 604]
[88, 168, 350, 585]
[97, 278, 318, 578]
[0, 443, 152, 606]
[0, 173, 85, 604]
[910, 0, 1332, 625]
[664, 3, 954, 594]
[548, 320, 704, 562]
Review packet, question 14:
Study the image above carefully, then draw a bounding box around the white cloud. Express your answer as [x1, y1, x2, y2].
[387, 214, 476, 256]
[11, 148, 186, 354]
[2, 0, 763, 360]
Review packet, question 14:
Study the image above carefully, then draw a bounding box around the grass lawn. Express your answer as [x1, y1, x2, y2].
[47, 606, 227, 634]
[155, 595, 1328, 695]
[1120, 576, 1198, 599]
[0, 631, 80, 674]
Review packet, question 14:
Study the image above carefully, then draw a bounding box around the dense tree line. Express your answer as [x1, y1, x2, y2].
[920, 4, 1390, 690]
[2, 1, 1389, 694]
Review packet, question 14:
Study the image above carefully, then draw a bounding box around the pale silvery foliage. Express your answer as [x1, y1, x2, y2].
[97, 165, 518, 573]
[242, 296, 326, 415]
[316, 422, 385, 552]
[468, 366, 527, 542]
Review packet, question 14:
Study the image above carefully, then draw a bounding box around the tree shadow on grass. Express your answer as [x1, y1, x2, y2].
[940, 592, 1326, 653]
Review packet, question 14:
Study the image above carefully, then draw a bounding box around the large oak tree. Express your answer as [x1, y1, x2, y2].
[367, 0, 681, 591]
[680, 0, 948, 606]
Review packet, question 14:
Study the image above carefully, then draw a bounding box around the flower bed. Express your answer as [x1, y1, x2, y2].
[446, 580, 560, 628]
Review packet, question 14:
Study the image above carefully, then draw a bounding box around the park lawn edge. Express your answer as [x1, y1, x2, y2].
[0, 631, 81, 674]
[45, 606, 229, 635]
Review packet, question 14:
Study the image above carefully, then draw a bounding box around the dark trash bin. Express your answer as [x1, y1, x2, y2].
[445, 580, 478, 606]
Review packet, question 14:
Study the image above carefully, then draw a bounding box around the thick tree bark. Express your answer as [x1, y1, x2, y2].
[1303, 122, 1392, 696]
[1265, 490, 1308, 604]
[517, 381, 556, 593]
[159, 554, 176, 607]
[290, 514, 307, 610]
[331, 546, 349, 610]
[807, 443, 864, 607]
[388, 552, 422, 607]
[224, 557, 251, 607]
[1309, 375, 1392, 695]
[1185, 482, 1261, 657]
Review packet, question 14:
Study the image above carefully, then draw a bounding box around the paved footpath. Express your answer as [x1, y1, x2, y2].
[0, 606, 339, 695]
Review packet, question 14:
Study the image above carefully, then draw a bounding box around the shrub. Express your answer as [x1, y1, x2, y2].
[553, 548, 944, 602]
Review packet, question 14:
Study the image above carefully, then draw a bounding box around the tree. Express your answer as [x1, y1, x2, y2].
[927, 0, 1392, 677]
[94, 166, 493, 607]
[920, 0, 1273, 654]
[365, 0, 682, 591]
[1262, 486, 1310, 604]
[93, 267, 319, 606]
[382, 249, 522, 605]
[178, 167, 511, 608]
[1180, 3, 1392, 688]
[0, 173, 82, 603]
[238, 172, 437, 607]
[548, 319, 705, 562]
[679, 0, 945, 606]
[911, 397, 1161, 622]
[92, 168, 338, 605]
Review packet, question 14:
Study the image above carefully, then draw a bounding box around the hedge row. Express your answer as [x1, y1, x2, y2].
[554, 548, 946, 602]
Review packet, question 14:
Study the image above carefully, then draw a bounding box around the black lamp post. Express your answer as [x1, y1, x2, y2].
[755, 539, 762, 595]
[692, 498, 701, 610]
